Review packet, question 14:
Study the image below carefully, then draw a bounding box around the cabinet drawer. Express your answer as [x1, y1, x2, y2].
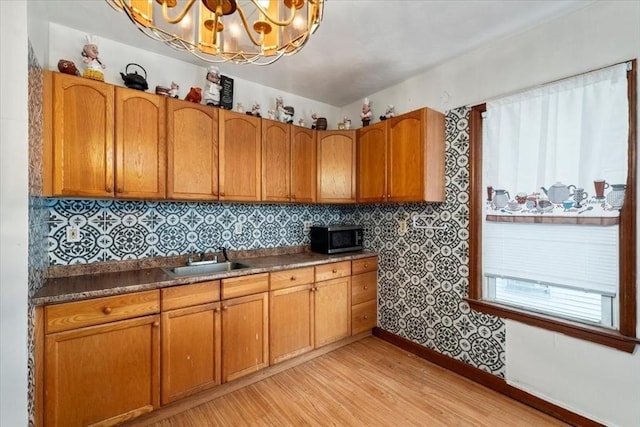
[222, 273, 269, 299]
[45, 290, 159, 333]
[352, 300, 377, 335]
[351, 271, 377, 305]
[351, 257, 377, 275]
[161, 281, 220, 311]
[270, 267, 315, 291]
[315, 261, 351, 282]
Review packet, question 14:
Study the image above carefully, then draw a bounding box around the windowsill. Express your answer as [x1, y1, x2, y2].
[486, 201, 620, 225]
[465, 298, 638, 353]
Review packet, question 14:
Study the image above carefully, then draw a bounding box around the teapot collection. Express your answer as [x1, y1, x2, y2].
[487, 180, 626, 212]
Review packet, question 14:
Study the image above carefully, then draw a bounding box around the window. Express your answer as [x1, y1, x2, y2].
[468, 61, 637, 352]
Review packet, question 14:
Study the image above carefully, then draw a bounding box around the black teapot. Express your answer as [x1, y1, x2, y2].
[120, 63, 148, 91]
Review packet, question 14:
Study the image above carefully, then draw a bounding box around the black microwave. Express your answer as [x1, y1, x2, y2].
[310, 225, 364, 254]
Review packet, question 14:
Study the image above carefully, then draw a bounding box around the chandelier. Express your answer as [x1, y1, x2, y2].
[106, 0, 324, 65]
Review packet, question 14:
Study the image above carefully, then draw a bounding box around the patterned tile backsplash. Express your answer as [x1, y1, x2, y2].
[46, 200, 341, 264]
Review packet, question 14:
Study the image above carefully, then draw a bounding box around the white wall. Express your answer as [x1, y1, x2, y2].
[48, 23, 341, 127]
[0, 1, 30, 426]
[339, 2, 640, 425]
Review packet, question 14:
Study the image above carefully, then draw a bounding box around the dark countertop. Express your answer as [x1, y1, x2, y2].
[32, 250, 377, 306]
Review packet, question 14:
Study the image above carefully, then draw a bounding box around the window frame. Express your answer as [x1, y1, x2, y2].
[467, 60, 638, 353]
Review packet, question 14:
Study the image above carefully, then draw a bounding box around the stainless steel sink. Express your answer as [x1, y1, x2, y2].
[163, 262, 250, 278]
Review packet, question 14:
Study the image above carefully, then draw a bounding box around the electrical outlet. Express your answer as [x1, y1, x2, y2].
[303, 221, 313, 233]
[234, 222, 243, 234]
[398, 219, 408, 235]
[66, 226, 81, 242]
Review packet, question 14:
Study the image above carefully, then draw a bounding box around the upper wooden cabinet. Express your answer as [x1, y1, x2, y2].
[357, 121, 388, 203]
[219, 110, 262, 202]
[316, 130, 357, 203]
[357, 107, 445, 203]
[291, 126, 317, 203]
[44, 72, 166, 199]
[262, 119, 291, 202]
[166, 98, 219, 200]
[45, 72, 114, 197]
[115, 87, 166, 199]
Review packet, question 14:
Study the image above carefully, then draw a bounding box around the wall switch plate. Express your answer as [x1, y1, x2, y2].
[234, 222, 243, 234]
[303, 221, 313, 233]
[398, 219, 408, 235]
[66, 226, 81, 242]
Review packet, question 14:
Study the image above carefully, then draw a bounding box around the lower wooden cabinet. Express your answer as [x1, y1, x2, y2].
[314, 276, 352, 347]
[44, 314, 160, 427]
[351, 257, 378, 334]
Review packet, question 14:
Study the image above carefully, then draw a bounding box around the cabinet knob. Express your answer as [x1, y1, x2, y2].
[220, 192, 225, 197]
[290, 276, 296, 281]
[291, 194, 296, 199]
[214, 307, 220, 313]
[363, 315, 369, 320]
[102, 307, 112, 315]
[153, 321, 160, 327]
[116, 186, 124, 193]
[222, 305, 229, 311]
[363, 285, 368, 290]
[106, 185, 113, 193]
[332, 268, 337, 274]
[364, 263, 369, 268]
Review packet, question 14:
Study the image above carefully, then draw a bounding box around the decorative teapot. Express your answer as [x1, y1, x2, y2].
[120, 63, 148, 91]
[540, 182, 576, 204]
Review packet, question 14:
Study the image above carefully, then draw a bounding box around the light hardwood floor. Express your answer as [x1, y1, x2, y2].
[148, 337, 567, 426]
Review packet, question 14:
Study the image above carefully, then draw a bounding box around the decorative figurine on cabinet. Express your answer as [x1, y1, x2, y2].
[344, 117, 352, 129]
[379, 105, 395, 121]
[276, 96, 294, 124]
[361, 97, 372, 127]
[310, 112, 318, 129]
[184, 87, 202, 103]
[57, 59, 80, 76]
[298, 117, 305, 127]
[204, 65, 222, 107]
[236, 102, 244, 113]
[267, 109, 277, 120]
[81, 36, 105, 81]
[169, 81, 179, 98]
[246, 102, 261, 117]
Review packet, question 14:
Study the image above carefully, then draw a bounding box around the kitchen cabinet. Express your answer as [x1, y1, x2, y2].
[291, 126, 317, 203]
[357, 107, 445, 202]
[43, 290, 160, 427]
[387, 108, 445, 202]
[261, 119, 291, 202]
[160, 282, 221, 405]
[269, 267, 316, 364]
[219, 109, 262, 201]
[44, 71, 114, 197]
[316, 130, 357, 203]
[314, 261, 352, 347]
[166, 98, 219, 200]
[115, 86, 166, 199]
[221, 273, 269, 382]
[351, 257, 378, 334]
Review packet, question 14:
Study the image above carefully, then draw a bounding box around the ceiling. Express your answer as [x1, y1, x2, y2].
[44, 0, 593, 107]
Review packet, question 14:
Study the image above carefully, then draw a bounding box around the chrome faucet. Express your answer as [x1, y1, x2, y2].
[187, 249, 218, 266]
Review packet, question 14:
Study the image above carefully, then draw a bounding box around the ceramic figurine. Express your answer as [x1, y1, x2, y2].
[344, 117, 351, 129]
[57, 59, 80, 76]
[276, 96, 294, 124]
[185, 87, 202, 103]
[247, 102, 261, 117]
[267, 109, 276, 120]
[169, 81, 179, 98]
[81, 36, 105, 81]
[361, 97, 372, 127]
[236, 102, 244, 113]
[204, 65, 221, 107]
[311, 112, 318, 129]
[380, 105, 395, 121]
[298, 117, 305, 127]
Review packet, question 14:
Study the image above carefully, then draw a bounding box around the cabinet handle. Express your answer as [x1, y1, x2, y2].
[214, 307, 220, 313]
[332, 268, 337, 274]
[220, 192, 225, 197]
[363, 315, 369, 320]
[116, 186, 124, 193]
[364, 263, 369, 268]
[105, 185, 113, 193]
[102, 307, 112, 315]
[153, 321, 160, 327]
[222, 305, 229, 311]
[363, 285, 368, 290]
[290, 276, 296, 281]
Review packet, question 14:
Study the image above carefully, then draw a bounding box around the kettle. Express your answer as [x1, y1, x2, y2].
[540, 182, 575, 204]
[120, 63, 148, 91]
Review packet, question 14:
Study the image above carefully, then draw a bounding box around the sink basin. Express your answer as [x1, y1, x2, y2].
[163, 262, 250, 278]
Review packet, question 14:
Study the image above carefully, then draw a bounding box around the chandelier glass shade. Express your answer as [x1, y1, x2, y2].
[106, 0, 324, 65]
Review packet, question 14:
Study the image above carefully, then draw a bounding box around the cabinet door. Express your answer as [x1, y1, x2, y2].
[166, 98, 218, 200]
[269, 284, 314, 364]
[262, 120, 291, 202]
[45, 315, 160, 427]
[219, 110, 262, 201]
[317, 130, 356, 203]
[388, 108, 445, 202]
[357, 121, 387, 203]
[314, 276, 351, 347]
[221, 292, 269, 382]
[291, 126, 317, 203]
[161, 302, 221, 404]
[51, 73, 114, 197]
[115, 87, 166, 199]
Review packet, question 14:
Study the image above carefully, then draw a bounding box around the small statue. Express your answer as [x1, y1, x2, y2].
[204, 65, 221, 107]
[169, 81, 179, 98]
[81, 36, 105, 81]
[298, 117, 305, 127]
[276, 96, 294, 124]
[344, 117, 351, 129]
[185, 87, 202, 103]
[311, 112, 318, 129]
[267, 109, 276, 120]
[361, 97, 372, 127]
[380, 105, 395, 121]
[58, 59, 80, 76]
[246, 102, 261, 117]
[236, 102, 244, 113]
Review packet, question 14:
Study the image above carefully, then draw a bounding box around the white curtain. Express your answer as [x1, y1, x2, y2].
[484, 63, 629, 196]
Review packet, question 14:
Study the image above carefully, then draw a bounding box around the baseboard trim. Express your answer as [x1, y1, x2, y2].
[124, 331, 372, 426]
[373, 327, 603, 427]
